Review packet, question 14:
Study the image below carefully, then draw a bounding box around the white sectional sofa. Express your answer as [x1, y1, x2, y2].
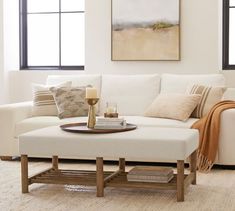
[1, 73, 235, 165]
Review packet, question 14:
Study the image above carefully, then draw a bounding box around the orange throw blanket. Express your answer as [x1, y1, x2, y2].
[191, 100, 235, 172]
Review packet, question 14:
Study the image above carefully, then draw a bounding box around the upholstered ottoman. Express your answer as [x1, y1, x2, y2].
[19, 126, 199, 202]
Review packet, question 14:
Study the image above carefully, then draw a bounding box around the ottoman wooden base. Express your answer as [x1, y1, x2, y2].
[0, 156, 13, 161]
[21, 151, 197, 202]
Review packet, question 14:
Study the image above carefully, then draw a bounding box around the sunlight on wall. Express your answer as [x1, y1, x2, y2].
[3, 0, 19, 71]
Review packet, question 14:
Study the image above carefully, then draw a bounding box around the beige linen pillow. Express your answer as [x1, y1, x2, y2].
[32, 81, 72, 116]
[187, 84, 227, 118]
[50, 86, 90, 119]
[144, 94, 201, 121]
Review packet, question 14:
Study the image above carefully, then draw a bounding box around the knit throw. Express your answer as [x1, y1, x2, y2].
[191, 101, 235, 172]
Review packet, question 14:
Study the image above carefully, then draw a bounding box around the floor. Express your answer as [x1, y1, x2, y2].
[0, 159, 235, 211]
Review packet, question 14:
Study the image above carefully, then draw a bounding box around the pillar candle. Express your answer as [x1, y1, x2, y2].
[86, 88, 98, 98]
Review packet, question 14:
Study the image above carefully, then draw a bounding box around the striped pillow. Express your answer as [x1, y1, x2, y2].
[32, 81, 72, 116]
[188, 84, 226, 118]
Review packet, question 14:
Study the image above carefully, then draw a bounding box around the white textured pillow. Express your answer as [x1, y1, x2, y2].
[50, 86, 89, 119]
[32, 81, 72, 116]
[144, 94, 201, 121]
[46, 75, 101, 112]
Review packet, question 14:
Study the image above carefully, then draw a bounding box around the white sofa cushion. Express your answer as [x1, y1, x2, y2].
[15, 116, 198, 138]
[100, 74, 161, 115]
[161, 74, 226, 94]
[124, 116, 198, 128]
[15, 116, 88, 138]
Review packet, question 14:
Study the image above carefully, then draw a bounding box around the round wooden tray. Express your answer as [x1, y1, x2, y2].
[60, 122, 137, 134]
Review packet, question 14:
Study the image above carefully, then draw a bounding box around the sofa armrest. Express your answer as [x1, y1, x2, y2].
[0, 101, 33, 120]
[0, 101, 33, 156]
[218, 108, 235, 164]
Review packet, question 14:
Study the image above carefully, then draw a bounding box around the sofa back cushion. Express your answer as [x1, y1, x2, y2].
[161, 74, 226, 94]
[46, 75, 101, 95]
[100, 74, 161, 116]
[222, 88, 235, 101]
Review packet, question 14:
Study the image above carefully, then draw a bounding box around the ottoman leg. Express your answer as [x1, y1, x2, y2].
[21, 155, 29, 193]
[177, 160, 184, 202]
[190, 150, 197, 185]
[96, 157, 104, 197]
[52, 156, 59, 170]
[119, 158, 125, 172]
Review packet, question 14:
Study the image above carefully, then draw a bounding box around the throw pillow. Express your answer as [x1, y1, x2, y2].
[144, 94, 201, 121]
[32, 81, 72, 116]
[187, 84, 227, 118]
[50, 86, 90, 119]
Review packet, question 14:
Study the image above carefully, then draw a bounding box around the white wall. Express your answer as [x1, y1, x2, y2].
[0, 0, 3, 104]
[8, 71, 82, 103]
[86, 0, 220, 75]
[4, 0, 235, 103]
[0, 0, 8, 105]
[3, 0, 19, 71]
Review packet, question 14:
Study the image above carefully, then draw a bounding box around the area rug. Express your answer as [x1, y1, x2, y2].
[0, 159, 235, 211]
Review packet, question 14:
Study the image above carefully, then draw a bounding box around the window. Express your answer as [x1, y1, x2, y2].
[223, 0, 235, 69]
[19, 0, 85, 70]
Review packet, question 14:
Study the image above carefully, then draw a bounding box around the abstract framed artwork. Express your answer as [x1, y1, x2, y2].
[111, 0, 180, 61]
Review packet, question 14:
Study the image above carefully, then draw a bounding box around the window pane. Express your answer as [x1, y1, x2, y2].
[28, 14, 59, 66]
[230, 0, 235, 6]
[28, 0, 59, 13]
[61, 13, 85, 66]
[61, 0, 84, 12]
[229, 8, 235, 64]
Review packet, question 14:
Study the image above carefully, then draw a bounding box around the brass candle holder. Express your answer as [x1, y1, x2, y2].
[86, 98, 99, 128]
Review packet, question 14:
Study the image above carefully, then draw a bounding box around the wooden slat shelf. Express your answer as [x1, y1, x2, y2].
[30, 169, 112, 186]
[29, 168, 190, 191]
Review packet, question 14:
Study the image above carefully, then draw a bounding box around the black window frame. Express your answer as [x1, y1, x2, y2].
[19, 0, 85, 71]
[223, 0, 235, 70]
